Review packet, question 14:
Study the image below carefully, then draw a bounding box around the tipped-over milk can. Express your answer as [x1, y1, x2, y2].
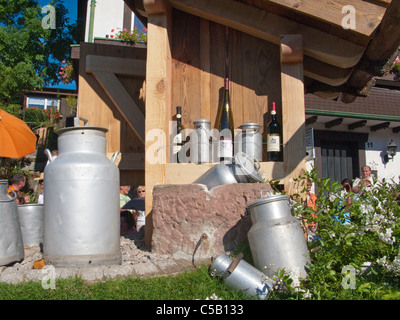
[247, 192, 310, 279]
[0, 180, 24, 266]
[210, 253, 273, 299]
[43, 124, 121, 267]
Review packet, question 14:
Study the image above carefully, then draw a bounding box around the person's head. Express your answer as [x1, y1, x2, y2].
[306, 179, 313, 194]
[361, 166, 372, 179]
[120, 185, 131, 195]
[360, 178, 372, 188]
[137, 186, 145, 198]
[341, 178, 352, 192]
[10, 174, 26, 191]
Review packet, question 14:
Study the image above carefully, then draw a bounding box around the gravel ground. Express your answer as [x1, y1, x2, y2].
[0, 231, 200, 285]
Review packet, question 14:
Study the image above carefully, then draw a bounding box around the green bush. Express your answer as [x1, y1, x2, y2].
[285, 168, 400, 300]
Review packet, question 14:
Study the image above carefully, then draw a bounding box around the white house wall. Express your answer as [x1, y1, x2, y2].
[85, 0, 136, 41]
[306, 121, 400, 184]
[365, 130, 400, 183]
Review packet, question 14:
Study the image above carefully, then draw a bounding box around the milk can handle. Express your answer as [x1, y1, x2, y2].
[0, 188, 17, 202]
[45, 149, 54, 163]
[227, 252, 243, 274]
[260, 189, 273, 199]
[110, 151, 119, 164]
[254, 157, 261, 170]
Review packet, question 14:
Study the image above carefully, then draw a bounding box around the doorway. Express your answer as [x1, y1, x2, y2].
[314, 130, 368, 184]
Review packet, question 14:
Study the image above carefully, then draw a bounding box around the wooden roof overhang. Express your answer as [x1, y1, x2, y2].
[125, 0, 400, 103]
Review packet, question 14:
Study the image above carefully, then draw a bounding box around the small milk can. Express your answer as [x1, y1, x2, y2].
[210, 253, 273, 299]
[192, 119, 212, 164]
[237, 122, 262, 162]
[43, 122, 121, 268]
[0, 180, 24, 266]
[18, 204, 44, 248]
[247, 191, 310, 279]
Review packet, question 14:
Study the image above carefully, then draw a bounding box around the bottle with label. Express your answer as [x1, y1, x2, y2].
[266, 101, 281, 161]
[172, 106, 185, 163]
[216, 78, 234, 163]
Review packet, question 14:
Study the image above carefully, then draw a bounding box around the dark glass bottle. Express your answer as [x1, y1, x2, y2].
[217, 78, 234, 163]
[173, 106, 185, 163]
[266, 101, 281, 161]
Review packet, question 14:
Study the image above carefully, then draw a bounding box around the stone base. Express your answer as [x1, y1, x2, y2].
[151, 183, 272, 261]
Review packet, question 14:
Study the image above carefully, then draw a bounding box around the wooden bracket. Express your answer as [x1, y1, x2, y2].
[143, 0, 168, 14]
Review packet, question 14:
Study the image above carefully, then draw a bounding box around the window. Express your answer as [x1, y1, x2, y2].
[27, 96, 60, 110]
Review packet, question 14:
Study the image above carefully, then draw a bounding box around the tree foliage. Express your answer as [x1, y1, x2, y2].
[0, 0, 77, 103]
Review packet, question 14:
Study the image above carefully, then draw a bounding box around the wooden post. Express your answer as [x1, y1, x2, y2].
[143, 0, 172, 247]
[280, 34, 307, 196]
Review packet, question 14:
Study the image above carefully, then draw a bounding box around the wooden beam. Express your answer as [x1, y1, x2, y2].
[303, 56, 353, 86]
[86, 55, 146, 77]
[365, 0, 400, 62]
[305, 116, 318, 126]
[143, 0, 168, 14]
[144, 10, 172, 247]
[280, 34, 307, 196]
[393, 126, 400, 133]
[325, 118, 343, 128]
[262, 0, 387, 38]
[90, 71, 145, 144]
[168, 0, 366, 68]
[371, 121, 390, 131]
[348, 119, 367, 130]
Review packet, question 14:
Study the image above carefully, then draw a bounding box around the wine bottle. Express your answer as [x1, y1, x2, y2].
[217, 78, 234, 163]
[266, 101, 281, 161]
[173, 106, 185, 163]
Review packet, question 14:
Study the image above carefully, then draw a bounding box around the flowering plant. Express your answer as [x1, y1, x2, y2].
[58, 60, 74, 85]
[23, 107, 61, 128]
[109, 27, 147, 44]
[262, 168, 400, 300]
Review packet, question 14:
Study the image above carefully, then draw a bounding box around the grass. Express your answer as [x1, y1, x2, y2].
[0, 264, 252, 300]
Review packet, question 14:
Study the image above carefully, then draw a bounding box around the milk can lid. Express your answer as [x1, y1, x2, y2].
[56, 126, 108, 135]
[239, 122, 260, 130]
[247, 193, 290, 209]
[234, 152, 265, 183]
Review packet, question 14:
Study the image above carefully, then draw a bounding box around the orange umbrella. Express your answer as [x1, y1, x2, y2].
[0, 109, 37, 158]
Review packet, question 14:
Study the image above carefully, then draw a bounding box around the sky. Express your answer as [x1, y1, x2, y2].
[38, 0, 78, 90]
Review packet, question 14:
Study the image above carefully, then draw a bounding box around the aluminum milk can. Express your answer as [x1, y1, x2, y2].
[237, 122, 262, 162]
[18, 204, 44, 247]
[193, 152, 265, 189]
[192, 118, 212, 164]
[210, 253, 273, 299]
[247, 192, 310, 279]
[43, 125, 121, 267]
[0, 180, 24, 266]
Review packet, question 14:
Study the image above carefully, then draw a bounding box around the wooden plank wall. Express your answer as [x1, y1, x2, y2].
[171, 10, 282, 136]
[77, 42, 146, 185]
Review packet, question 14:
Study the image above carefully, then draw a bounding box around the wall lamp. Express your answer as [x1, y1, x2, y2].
[384, 139, 397, 163]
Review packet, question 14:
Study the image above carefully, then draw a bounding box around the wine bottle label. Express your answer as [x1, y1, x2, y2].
[218, 137, 233, 158]
[172, 145, 182, 155]
[267, 134, 280, 152]
[173, 133, 183, 144]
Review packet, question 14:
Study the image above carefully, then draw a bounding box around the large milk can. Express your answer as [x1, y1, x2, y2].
[0, 180, 24, 266]
[43, 124, 121, 268]
[18, 204, 44, 247]
[237, 122, 262, 162]
[210, 253, 273, 299]
[247, 191, 310, 279]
